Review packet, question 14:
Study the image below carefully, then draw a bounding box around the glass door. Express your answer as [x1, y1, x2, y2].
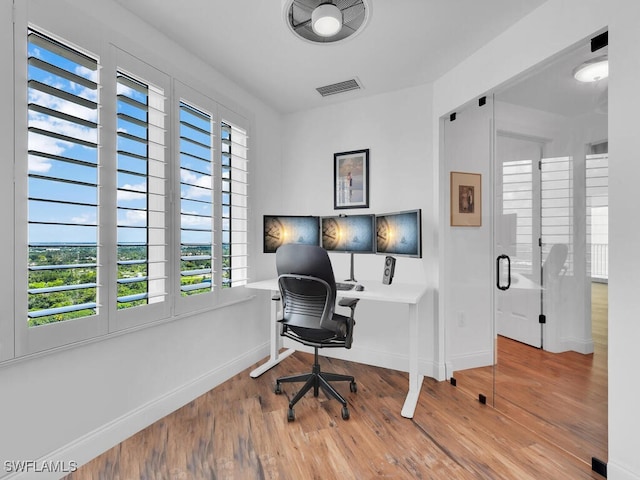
[445, 33, 608, 468]
[492, 36, 608, 466]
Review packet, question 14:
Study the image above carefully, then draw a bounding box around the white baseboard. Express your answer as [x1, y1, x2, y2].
[607, 461, 640, 480]
[2, 343, 269, 480]
[544, 336, 594, 354]
[562, 336, 594, 354]
[448, 349, 494, 374]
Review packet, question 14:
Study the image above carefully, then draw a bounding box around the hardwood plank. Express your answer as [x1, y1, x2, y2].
[66, 351, 602, 479]
[453, 282, 608, 466]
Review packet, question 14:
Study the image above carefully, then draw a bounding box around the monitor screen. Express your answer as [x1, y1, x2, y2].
[263, 215, 320, 253]
[321, 215, 375, 253]
[376, 209, 422, 258]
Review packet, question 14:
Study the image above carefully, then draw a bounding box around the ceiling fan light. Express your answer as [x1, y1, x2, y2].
[311, 3, 342, 37]
[573, 57, 609, 83]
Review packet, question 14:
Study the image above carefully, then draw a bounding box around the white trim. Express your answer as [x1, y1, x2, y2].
[606, 462, 640, 480]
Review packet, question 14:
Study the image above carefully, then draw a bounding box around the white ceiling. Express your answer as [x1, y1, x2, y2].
[113, 0, 549, 114]
[497, 38, 608, 117]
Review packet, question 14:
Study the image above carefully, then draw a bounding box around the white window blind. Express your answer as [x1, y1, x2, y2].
[502, 159, 533, 273]
[26, 29, 99, 326]
[541, 156, 573, 274]
[221, 121, 248, 288]
[116, 71, 167, 308]
[179, 101, 214, 295]
[586, 151, 609, 279]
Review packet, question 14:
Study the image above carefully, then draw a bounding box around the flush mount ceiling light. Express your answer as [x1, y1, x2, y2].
[312, 3, 342, 37]
[284, 0, 371, 44]
[573, 56, 609, 83]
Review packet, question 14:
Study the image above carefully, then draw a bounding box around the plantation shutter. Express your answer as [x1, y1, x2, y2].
[116, 71, 167, 308]
[221, 121, 248, 288]
[26, 29, 99, 326]
[541, 156, 573, 274]
[179, 101, 214, 295]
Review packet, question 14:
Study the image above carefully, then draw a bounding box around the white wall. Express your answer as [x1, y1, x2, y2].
[0, 0, 281, 476]
[278, 85, 444, 378]
[440, 100, 494, 375]
[434, 0, 640, 478]
[608, 1, 640, 478]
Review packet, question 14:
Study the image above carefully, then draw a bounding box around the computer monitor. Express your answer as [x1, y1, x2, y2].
[321, 214, 375, 253]
[376, 209, 422, 258]
[263, 215, 320, 253]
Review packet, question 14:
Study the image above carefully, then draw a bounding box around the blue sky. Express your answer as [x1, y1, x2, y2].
[28, 39, 98, 245]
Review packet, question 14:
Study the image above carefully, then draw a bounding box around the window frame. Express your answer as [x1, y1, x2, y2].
[173, 82, 219, 315]
[173, 86, 253, 315]
[10, 9, 253, 360]
[219, 108, 250, 290]
[15, 22, 108, 356]
[111, 48, 172, 332]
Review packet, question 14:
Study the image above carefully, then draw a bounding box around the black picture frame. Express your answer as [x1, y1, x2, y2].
[334, 149, 369, 209]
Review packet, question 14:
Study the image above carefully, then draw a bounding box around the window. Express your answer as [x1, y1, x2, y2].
[586, 146, 609, 280]
[179, 101, 214, 296]
[26, 29, 100, 327]
[220, 121, 248, 288]
[14, 24, 250, 358]
[502, 159, 533, 273]
[116, 71, 167, 309]
[541, 156, 573, 275]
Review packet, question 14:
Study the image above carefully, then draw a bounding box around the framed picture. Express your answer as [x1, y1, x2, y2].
[334, 149, 369, 209]
[450, 171, 482, 226]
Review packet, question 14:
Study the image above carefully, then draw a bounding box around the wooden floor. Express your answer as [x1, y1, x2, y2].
[454, 282, 608, 467]
[66, 350, 605, 479]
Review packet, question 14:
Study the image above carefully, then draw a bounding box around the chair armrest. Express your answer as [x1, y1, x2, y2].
[338, 297, 359, 309]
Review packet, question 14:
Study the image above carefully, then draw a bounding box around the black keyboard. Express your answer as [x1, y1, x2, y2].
[335, 282, 355, 291]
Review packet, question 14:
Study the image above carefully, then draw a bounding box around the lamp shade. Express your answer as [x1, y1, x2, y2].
[573, 57, 609, 83]
[311, 3, 342, 37]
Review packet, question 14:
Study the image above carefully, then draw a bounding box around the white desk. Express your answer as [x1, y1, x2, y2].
[245, 278, 428, 419]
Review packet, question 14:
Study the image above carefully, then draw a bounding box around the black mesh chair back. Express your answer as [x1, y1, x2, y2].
[276, 243, 346, 340]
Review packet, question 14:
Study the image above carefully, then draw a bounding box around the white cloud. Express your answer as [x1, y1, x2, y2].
[28, 154, 53, 173]
[181, 169, 212, 199]
[121, 210, 147, 227]
[71, 212, 96, 224]
[118, 182, 147, 201]
[181, 214, 211, 228]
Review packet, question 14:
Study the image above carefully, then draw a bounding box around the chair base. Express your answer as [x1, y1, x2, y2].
[275, 349, 356, 421]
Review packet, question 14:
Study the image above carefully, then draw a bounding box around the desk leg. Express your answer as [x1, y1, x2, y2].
[250, 292, 295, 378]
[401, 302, 424, 418]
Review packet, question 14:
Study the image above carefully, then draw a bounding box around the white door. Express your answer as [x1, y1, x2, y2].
[494, 134, 543, 348]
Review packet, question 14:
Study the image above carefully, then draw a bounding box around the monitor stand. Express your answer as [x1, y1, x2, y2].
[344, 252, 357, 283]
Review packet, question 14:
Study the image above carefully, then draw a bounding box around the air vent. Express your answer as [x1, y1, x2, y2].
[316, 78, 362, 97]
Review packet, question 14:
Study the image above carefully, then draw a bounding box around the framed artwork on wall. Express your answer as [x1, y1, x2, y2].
[334, 149, 369, 209]
[450, 171, 481, 226]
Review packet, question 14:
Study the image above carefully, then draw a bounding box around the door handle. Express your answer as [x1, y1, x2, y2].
[496, 254, 511, 291]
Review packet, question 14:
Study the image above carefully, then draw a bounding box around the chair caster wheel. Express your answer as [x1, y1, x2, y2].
[341, 406, 350, 420]
[287, 408, 295, 422]
[350, 381, 357, 393]
[274, 382, 282, 394]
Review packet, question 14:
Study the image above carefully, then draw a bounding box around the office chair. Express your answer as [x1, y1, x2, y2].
[274, 243, 359, 421]
[543, 243, 568, 286]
